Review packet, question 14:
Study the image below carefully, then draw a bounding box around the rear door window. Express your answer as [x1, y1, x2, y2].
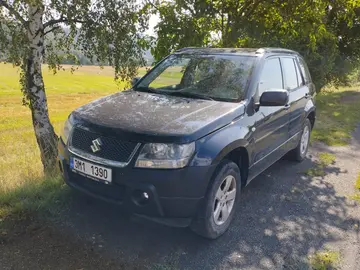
[281, 58, 298, 90]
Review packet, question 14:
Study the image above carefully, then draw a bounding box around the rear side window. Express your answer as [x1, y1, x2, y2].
[298, 57, 312, 84]
[259, 58, 283, 95]
[281, 58, 298, 90]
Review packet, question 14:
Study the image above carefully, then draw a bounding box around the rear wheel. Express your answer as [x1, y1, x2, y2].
[190, 160, 241, 239]
[288, 118, 311, 162]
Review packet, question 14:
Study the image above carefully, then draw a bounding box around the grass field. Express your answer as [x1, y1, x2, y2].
[0, 62, 360, 220]
[0, 63, 148, 188]
[0, 63, 149, 217]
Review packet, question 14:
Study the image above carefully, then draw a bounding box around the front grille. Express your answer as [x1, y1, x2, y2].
[70, 127, 138, 163]
[69, 171, 126, 202]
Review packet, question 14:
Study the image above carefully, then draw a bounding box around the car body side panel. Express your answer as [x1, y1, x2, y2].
[288, 85, 309, 137]
[244, 55, 291, 181]
[247, 106, 290, 169]
[247, 131, 300, 183]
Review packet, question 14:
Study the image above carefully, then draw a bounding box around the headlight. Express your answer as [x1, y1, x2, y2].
[135, 142, 195, 169]
[60, 114, 73, 145]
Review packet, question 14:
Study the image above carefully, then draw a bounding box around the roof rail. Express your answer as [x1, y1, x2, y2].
[257, 47, 298, 54]
[175, 47, 199, 52]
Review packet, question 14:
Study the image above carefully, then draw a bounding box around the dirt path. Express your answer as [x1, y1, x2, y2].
[1, 128, 359, 269]
[308, 126, 360, 270]
[0, 219, 120, 270]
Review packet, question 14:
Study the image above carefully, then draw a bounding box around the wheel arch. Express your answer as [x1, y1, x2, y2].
[190, 123, 252, 186]
[212, 140, 250, 186]
[307, 110, 316, 129]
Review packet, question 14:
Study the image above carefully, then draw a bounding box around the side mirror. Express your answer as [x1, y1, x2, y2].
[259, 89, 289, 107]
[131, 77, 141, 87]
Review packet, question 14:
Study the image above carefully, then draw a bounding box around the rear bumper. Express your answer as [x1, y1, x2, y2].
[58, 139, 216, 219]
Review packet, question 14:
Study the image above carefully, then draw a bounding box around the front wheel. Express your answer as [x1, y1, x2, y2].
[190, 160, 241, 239]
[288, 118, 312, 162]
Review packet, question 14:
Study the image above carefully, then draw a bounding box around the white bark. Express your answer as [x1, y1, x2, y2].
[26, 4, 58, 173]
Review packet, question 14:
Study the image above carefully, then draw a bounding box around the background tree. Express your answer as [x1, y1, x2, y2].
[0, 0, 148, 173]
[151, 0, 360, 89]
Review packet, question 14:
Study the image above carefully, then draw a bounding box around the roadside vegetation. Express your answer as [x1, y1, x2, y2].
[312, 84, 360, 146]
[349, 173, 360, 202]
[0, 176, 67, 220]
[309, 250, 340, 270]
[304, 152, 336, 177]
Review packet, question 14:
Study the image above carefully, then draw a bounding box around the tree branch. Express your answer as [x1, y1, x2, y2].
[44, 25, 61, 36]
[0, 0, 27, 26]
[44, 15, 85, 28]
[145, 0, 160, 13]
[43, 15, 65, 28]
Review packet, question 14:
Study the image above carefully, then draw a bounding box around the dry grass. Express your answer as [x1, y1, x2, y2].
[0, 63, 148, 219]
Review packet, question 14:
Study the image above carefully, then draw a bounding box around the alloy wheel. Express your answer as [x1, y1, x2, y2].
[213, 175, 237, 225]
[300, 125, 310, 155]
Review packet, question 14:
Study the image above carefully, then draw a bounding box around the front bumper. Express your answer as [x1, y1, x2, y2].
[58, 139, 216, 218]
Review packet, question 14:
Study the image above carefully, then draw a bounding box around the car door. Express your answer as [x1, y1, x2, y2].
[281, 57, 310, 140]
[248, 57, 290, 179]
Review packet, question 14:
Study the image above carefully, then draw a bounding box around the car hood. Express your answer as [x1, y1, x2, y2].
[72, 90, 245, 143]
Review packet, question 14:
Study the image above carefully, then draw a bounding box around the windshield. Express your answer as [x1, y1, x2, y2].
[135, 54, 256, 101]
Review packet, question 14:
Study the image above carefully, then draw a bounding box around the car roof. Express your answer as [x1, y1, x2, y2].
[173, 47, 299, 57]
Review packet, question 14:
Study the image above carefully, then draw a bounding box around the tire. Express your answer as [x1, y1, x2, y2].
[190, 160, 241, 239]
[288, 118, 312, 162]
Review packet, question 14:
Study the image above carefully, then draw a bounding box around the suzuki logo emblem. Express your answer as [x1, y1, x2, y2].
[90, 138, 102, 153]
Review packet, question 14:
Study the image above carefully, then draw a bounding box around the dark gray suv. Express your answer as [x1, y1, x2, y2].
[58, 47, 316, 239]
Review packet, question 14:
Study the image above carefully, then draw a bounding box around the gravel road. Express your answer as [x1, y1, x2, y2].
[54, 127, 360, 270]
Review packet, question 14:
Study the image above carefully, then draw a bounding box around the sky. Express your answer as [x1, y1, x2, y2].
[146, 14, 160, 36]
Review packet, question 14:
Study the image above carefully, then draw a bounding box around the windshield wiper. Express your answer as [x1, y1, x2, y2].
[134, 86, 158, 94]
[165, 91, 214, 101]
[135, 87, 214, 101]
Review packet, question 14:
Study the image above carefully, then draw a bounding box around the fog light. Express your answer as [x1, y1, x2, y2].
[132, 190, 150, 206]
[143, 192, 149, 200]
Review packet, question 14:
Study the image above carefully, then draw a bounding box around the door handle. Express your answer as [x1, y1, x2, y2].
[284, 104, 290, 110]
[305, 93, 310, 99]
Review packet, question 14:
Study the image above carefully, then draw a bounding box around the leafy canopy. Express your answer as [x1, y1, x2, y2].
[151, 0, 360, 89]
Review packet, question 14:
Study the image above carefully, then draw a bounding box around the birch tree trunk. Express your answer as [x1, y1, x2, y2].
[25, 3, 58, 174]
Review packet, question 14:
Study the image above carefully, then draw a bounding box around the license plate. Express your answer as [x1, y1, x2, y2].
[70, 157, 112, 183]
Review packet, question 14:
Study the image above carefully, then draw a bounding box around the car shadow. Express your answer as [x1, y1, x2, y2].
[58, 154, 358, 270]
